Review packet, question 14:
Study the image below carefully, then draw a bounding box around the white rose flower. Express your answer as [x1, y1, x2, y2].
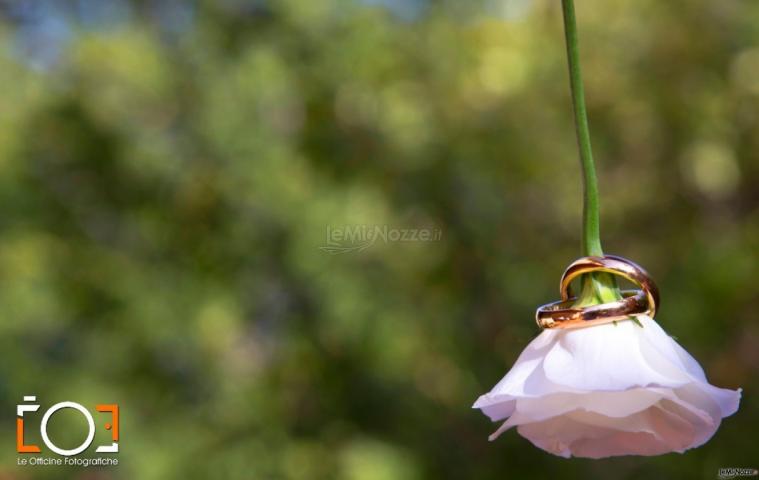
[473, 315, 741, 458]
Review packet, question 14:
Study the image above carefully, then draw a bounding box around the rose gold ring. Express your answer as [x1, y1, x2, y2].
[559, 255, 660, 319]
[535, 289, 649, 329]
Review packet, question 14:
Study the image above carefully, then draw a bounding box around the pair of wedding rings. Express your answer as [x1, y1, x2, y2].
[536, 255, 659, 330]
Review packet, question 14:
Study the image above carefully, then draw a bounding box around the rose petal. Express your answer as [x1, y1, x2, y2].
[542, 319, 690, 390]
[515, 401, 712, 458]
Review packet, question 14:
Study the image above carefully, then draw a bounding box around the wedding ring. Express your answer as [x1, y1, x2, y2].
[535, 289, 649, 329]
[559, 255, 660, 318]
[535, 255, 660, 330]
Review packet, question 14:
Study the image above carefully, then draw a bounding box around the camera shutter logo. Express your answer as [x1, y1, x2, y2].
[17, 396, 119, 455]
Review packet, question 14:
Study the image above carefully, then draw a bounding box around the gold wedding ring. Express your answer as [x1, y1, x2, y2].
[535, 255, 660, 330]
[536, 290, 648, 329]
[560, 255, 659, 318]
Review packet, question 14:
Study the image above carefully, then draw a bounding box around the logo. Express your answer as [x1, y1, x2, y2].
[719, 468, 759, 479]
[17, 395, 119, 462]
[319, 224, 442, 254]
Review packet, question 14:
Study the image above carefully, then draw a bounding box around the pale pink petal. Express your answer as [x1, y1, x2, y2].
[516, 402, 713, 458]
[542, 320, 690, 390]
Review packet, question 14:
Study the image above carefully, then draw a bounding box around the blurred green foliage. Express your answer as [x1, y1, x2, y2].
[0, 0, 757, 478]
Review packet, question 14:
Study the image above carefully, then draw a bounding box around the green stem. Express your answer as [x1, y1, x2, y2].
[561, 0, 621, 306]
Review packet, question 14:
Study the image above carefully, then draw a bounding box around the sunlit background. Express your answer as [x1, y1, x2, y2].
[0, 0, 757, 478]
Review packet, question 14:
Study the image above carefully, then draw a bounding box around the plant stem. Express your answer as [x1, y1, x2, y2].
[561, 0, 602, 257]
[560, 0, 621, 305]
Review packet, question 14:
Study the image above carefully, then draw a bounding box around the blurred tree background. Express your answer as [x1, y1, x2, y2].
[0, 0, 757, 478]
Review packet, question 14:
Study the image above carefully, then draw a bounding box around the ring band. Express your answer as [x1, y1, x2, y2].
[536, 289, 649, 329]
[559, 255, 660, 319]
